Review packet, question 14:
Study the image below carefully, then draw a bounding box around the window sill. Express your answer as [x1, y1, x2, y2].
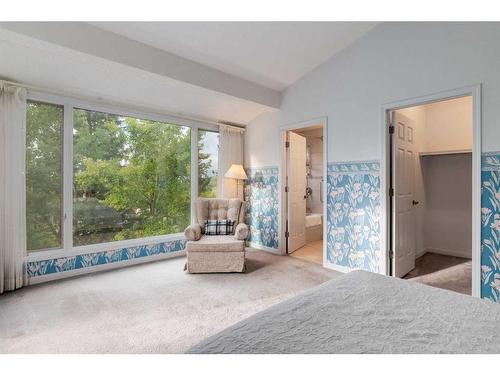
[26, 233, 186, 262]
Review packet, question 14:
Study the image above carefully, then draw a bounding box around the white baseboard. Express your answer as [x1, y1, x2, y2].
[425, 247, 472, 259]
[323, 262, 351, 273]
[29, 250, 186, 285]
[246, 241, 281, 255]
[415, 248, 428, 258]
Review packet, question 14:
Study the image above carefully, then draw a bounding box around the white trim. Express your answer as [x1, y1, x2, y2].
[323, 262, 351, 274]
[62, 103, 73, 251]
[380, 84, 481, 298]
[279, 117, 328, 269]
[247, 242, 281, 255]
[28, 250, 186, 285]
[191, 127, 199, 224]
[424, 247, 472, 260]
[415, 248, 428, 259]
[419, 149, 472, 156]
[26, 233, 185, 262]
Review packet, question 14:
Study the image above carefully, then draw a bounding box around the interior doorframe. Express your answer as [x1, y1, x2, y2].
[279, 117, 328, 267]
[380, 84, 482, 297]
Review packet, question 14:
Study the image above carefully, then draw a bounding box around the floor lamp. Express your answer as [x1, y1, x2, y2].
[224, 164, 248, 200]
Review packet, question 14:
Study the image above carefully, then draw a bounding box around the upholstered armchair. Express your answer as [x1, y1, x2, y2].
[184, 198, 249, 273]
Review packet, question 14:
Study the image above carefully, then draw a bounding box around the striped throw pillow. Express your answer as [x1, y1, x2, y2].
[204, 220, 235, 235]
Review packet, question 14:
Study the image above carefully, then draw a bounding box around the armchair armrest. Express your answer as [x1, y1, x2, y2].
[234, 223, 249, 240]
[184, 224, 202, 241]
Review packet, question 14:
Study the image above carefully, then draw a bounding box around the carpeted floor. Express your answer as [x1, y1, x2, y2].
[403, 252, 472, 295]
[0, 249, 339, 354]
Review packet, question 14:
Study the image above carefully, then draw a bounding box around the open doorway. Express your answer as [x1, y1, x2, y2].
[282, 123, 326, 265]
[389, 95, 475, 295]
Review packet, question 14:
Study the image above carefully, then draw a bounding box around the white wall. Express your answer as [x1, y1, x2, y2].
[423, 96, 473, 154]
[245, 22, 500, 170]
[422, 153, 472, 258]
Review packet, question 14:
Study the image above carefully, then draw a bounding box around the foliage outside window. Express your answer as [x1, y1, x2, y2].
[198, 130, 219, 198]
[72, 109, 193, 246]
[26, 101, 63, 252]
[26, 98, 220, 252]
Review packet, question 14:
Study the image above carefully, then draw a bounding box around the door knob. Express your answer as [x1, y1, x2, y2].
[412, 200, 419, 206]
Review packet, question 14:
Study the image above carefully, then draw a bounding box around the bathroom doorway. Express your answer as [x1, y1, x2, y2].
[281, 121, 326, 265]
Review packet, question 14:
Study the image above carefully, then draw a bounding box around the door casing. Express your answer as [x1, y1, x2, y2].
[280, 117, 328, 267]
[380, 84, 482, 297]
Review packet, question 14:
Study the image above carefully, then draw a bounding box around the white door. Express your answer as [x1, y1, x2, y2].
[288, 131, 307, 253]
[392, 112, 416, 277]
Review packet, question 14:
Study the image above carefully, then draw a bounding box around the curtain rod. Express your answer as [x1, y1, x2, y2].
[0, 78, 246, 132]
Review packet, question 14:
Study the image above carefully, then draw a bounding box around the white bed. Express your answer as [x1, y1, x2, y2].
[187, 271, 500, 354]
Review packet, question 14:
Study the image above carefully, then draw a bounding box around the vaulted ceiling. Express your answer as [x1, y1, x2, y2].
[0, 22, 378, 124]
[91, 22, 378, 91]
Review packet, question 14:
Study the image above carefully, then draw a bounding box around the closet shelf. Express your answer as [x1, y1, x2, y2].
[419, 149, 472, 156]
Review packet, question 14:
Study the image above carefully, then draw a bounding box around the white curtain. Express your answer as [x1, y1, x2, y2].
[218, 125, 244, 199]
[0, 82, 27, 293]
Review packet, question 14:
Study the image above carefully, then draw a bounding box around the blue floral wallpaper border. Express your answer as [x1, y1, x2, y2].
[327, 160, 381, 273]
[244, 166, 279, 249]
[26, 239, 186, 278]
[481, 152, 500, 302]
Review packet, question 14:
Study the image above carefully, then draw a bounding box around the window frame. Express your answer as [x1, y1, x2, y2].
[197, 128, 220, 198]
[25, 99, 65, 253]
[26, 90, 218, 262]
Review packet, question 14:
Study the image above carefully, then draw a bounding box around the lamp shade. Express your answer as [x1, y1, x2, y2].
[224, 164, 248, 180]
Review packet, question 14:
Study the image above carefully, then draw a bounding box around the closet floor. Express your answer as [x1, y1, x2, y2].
[403, 252, 472, 295]
[290, 240, 323, 265]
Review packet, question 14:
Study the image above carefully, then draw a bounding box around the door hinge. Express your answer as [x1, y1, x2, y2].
[285, 141, 290, 148]
[389, 187, 394, 197]
[285, 186, 289, 193]
[389, 249, 394, 259]
[389, 125, 395, 134]
[285, 231, 290, 238]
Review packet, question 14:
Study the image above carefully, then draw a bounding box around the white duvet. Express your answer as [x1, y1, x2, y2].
[187, 270, 500, 354]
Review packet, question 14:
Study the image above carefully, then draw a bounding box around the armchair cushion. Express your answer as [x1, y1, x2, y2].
[195, 198, 244, 233]
[234, 223, 249, 240]
[204, 220, 235, 235]
[186, 235, 245, 253]
[184, 224, 202, 241]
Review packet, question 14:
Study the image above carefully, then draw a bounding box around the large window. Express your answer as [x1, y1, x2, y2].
[73, 109, 191, 246]
[26, 101, 63, 252]
[25, 95, 218, 254]
[198, 130, 219, 198]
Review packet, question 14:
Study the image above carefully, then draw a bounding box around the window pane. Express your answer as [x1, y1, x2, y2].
[198, 130, 219, 198]
[73, 109, 191, 246]
[26, 101, 63, 252]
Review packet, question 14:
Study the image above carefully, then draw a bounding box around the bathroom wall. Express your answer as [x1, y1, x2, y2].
[297, 128, 324, 214]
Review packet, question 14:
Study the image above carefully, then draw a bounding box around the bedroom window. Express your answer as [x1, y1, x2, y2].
[25, 93, 219, 256]
[198, 129, 219, 198]
[26, 101, 64, 252]
[72, 108, 191, 246]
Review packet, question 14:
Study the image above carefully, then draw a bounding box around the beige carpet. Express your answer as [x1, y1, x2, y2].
[0, 249, 339, 354]
[403, 252, 472, 295]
